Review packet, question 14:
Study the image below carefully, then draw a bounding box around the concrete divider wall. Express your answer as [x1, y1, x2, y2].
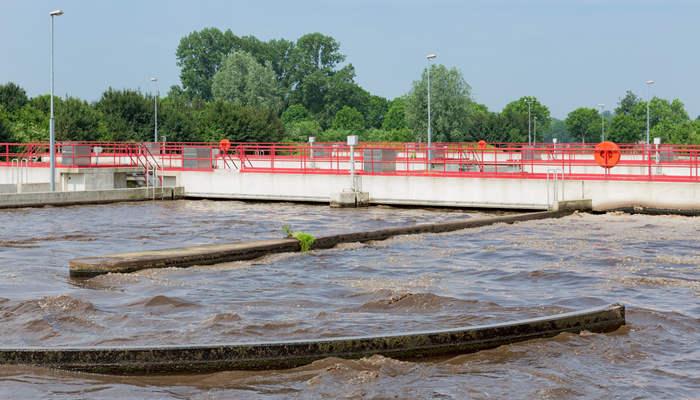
[0, 304, 624, 374]
[0, 187, 184, 209]
[69, 210, 574, 277]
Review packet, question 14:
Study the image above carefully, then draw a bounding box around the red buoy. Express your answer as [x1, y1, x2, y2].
[594, 141, 621, 168]
[219, 139, 231, 153]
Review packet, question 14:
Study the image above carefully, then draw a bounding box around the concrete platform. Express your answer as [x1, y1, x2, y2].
[0, 304, 625, 374]
[69, 210, 577, 277]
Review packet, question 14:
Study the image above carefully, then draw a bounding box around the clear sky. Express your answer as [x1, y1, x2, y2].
[1, 0, 698, 119]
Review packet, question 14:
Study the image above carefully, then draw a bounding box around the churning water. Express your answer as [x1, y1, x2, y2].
[0, 201, 698, 399]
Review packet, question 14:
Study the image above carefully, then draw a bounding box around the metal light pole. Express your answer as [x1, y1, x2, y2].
[533, 116, 537, 144]
[598, 103, 605, 142]
[151, 77, 159, 143]
[526, 98, 532, 146]
[49, 9, 64, 192]
[426, 53, 436, 161]
[645, 80, 654, 145]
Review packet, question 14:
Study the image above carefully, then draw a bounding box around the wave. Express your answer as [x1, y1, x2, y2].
[345, 292, 493, 313]
[1, 295, 97, 316]
[130, 295, 199, 309]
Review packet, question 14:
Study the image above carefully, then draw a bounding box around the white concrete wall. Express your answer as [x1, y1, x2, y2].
[180, 169, 700, 211]
[0, 166, 52, 186]
[5, 164, 700, 211]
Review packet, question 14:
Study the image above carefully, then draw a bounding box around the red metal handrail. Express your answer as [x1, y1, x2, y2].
[2, 141, 700, 182]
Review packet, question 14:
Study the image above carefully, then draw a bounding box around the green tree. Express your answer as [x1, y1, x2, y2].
[565, 107, 601, 143]
[199, 100, 283, 142]
[176, 28, 238, 100]
[464, 102, 504, 142]
[157, 95, 201, 142]
[382, 98, 408, 131]
[405, 64, 473, 142]
[290, 65, 370, 128]
[55, 97, 103, 141]
[542, 118, 573, 143]
[263, 38, 295, 92]
[609, 91, 643, 143]
[608, 92, 691, 144]
[284, 120, 321, 142]
[651, 120, 699, 144]
[365, 95, 389, 129]
[500, 96, 551, 143]
[332, 106, 364, 131]
[0, 82, 28, 113]
[363, 128, 414, 142]
[281, 104, 311, 125]
[211, 51, 282, 111]
[95, 88, 152, 141]
[288, 33, 345, 89]
[10, 99, 49, 142]
[0, 105, 12, 142]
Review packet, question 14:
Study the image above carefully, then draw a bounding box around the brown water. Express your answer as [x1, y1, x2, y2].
[0, 201, 698, 399]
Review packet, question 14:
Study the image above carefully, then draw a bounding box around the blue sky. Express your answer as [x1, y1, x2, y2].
[1, 0, 698, 118]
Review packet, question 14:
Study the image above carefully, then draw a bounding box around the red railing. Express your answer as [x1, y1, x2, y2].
[2, 141, 700, 182]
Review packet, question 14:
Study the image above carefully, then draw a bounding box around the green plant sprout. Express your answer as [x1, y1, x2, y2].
[282, 224, 316, 252]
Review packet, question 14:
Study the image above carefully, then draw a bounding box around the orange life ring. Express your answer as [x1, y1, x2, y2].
[594, 141, 621, 168]
[219, 139, 231, 153]
[477, 140, 487, 150]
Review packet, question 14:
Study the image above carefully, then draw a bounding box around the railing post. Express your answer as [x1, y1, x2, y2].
[271, 144, 275, 170]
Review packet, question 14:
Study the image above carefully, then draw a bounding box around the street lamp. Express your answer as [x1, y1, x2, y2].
[598, 103, 605, 142]
[526, 98, 532, 146]
[151, 77, 159, 143]
[533, 116, 537, 144]
[645, 80, 654, 145]
[426, 53, 437, 161]
[49, 9, 63, 192]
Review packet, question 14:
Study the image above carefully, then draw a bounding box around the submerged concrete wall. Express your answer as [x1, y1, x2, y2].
[0, 304, 625, 374]
[0, 187, 184, 209]
[69, 210, 575, 277]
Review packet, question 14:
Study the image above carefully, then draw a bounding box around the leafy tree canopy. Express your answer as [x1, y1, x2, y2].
[332, 106, 364, 131]
[382, 97, 408, 131]
[565, 107, 601, 143]
[500, 96, 551, 143]
[0, 82, 28, 113]
[212, 51, 282, 111]
[405, 64, 473, 142]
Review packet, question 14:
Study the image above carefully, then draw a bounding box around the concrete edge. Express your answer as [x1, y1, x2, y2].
[0, 304, 625, 374]
[185, 193, 549, 210]
[185, 193, 328, 203]
[0, 187, 185, 210]
[310, 210, 569, 250]
[596, 204, 700, 216]
[69, 210, 574, 277]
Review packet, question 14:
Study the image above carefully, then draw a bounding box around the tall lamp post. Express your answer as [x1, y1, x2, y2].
[49, 9, 64, 192]
[533, 116, 537, 144]
[598, 103, 605, 142]
[645, 80, 654, 145]
[426, 53, 437, 161]
[526, 98, 532, 146]
[151, 77, 159, 143]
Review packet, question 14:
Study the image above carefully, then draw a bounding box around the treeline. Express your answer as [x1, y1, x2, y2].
[1, 28, 699, 144]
